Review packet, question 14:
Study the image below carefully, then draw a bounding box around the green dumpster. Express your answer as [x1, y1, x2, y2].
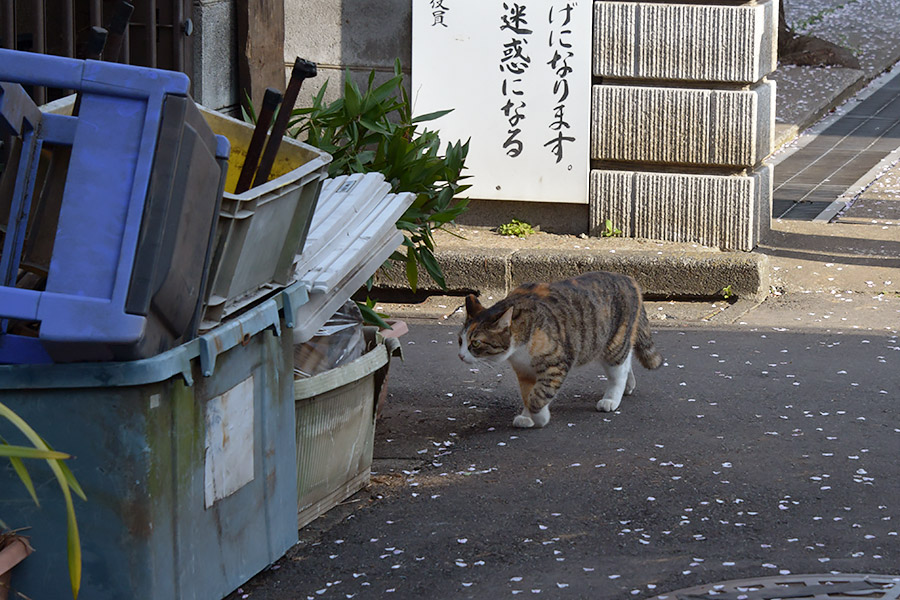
[0, 291, 303, 599]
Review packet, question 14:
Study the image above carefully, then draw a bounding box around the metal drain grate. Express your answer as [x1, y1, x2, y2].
[650, 574, 900, 600]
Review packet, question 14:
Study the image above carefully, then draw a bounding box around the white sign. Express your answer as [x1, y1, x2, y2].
[412, 1, 590, 203]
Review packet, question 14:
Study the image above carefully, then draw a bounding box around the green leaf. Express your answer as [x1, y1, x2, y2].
[410, 109, 453, 124]
[240, 89, 257, 124]
[61, 476, 81, 598]
[357, 117, 391, 136]
[405, 247, 419, 293]
[417, 246, 446, 290]
[358, 301, 391, 329]
[0, 444, 71, 460]
[57, 459, 87, 502]
[343, 76, 362, 116]
[371, 74, 404, 105]
[8, 454, 39, 505]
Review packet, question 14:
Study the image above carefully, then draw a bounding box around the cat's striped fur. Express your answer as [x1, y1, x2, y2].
[458, 271, 662, 428]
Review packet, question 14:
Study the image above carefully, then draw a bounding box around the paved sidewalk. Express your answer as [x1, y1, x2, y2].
[773, 68, 900, 220]
[227, 323, 900, 600]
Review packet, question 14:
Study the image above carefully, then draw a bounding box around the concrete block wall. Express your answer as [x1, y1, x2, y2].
[590, 0, 778, 251]
[191, 0, 411, 112]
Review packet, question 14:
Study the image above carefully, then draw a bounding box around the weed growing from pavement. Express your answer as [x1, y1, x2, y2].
[497, 219, 535, 238]
[600, 219, 622, 238]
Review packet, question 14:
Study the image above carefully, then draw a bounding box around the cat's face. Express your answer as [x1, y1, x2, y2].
[458, 295, 514, 364]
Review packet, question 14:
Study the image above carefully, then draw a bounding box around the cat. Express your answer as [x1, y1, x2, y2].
[458, 271, 662, 429]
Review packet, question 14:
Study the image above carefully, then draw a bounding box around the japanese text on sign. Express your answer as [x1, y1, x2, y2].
[500, 3, 533, 158]
[430, 0, 449, 27]
[412, 0, 590, 203]
[545, 3, 576, 163]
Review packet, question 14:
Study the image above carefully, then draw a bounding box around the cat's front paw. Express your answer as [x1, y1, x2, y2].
[513, 414, 535, 428]
[596, 398, 621, 413]
[531, 406, 550, 428]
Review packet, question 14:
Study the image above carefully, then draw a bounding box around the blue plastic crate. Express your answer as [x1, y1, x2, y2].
[0, 50, 229, 363]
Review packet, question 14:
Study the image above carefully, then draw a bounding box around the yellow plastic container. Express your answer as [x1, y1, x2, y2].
[199, 107, 332, 325]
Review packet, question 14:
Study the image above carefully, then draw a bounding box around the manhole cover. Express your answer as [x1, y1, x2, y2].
[649, 573, 900, 600]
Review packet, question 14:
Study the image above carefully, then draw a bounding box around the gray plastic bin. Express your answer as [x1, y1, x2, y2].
[0, 291, 303, 600]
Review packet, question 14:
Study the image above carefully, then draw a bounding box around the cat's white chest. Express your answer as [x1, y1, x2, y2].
[507, 345, 535, 374]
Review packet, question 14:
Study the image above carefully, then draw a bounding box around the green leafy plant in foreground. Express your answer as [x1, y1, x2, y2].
[1, 402, 85, 598]
[286, 60, 470, 301]
[722, 284, 734, 300]
[497, 219, 535, 238]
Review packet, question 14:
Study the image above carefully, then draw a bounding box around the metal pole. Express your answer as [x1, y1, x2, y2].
[90, 0, 102, 27]
[33, 0, 46, 103]
[145, 0, 157, 68]
[1, 0, 14, 49]
[63, 0, 74, 58]
[173, 0, 183, 72]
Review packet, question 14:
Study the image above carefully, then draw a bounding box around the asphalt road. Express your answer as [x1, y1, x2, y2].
[228, 320, 899, 600]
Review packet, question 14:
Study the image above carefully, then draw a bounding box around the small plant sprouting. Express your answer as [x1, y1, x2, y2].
[600, 219, 622, 238]
[497, 219, 535, 238]
[722, 284, 734, 300]
[793, 0, 858, 32]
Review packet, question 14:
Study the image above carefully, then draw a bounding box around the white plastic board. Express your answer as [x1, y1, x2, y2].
[412, 1, 591, 203]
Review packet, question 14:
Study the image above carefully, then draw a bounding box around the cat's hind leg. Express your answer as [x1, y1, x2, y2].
[597, 351, 633, 412]
[624, 366, 636, 396]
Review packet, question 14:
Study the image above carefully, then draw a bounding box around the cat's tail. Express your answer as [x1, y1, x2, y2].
[634, 306, 663, 370]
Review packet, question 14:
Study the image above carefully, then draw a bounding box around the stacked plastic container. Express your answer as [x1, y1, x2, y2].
[0, 50, 327, 600]
[0, 50, 228, 363]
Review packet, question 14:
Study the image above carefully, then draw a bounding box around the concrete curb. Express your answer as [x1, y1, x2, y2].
[375, 246, 771, 302]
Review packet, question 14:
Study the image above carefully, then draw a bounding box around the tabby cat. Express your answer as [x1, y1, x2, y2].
[458, 271, 662, 428]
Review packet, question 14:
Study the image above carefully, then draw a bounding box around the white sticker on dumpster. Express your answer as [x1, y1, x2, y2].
[204, 376, 255, 508]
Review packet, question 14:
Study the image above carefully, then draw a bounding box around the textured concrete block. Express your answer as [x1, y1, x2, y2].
[192, 0, 238, 111]
[591, 79, 775, 168]
[594, 0, 778, 83]
[589, 164, 774, 251]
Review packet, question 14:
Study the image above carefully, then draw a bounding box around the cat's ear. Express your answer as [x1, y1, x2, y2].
[498, 307, 514, 329]
[465, 294, 484, 317]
